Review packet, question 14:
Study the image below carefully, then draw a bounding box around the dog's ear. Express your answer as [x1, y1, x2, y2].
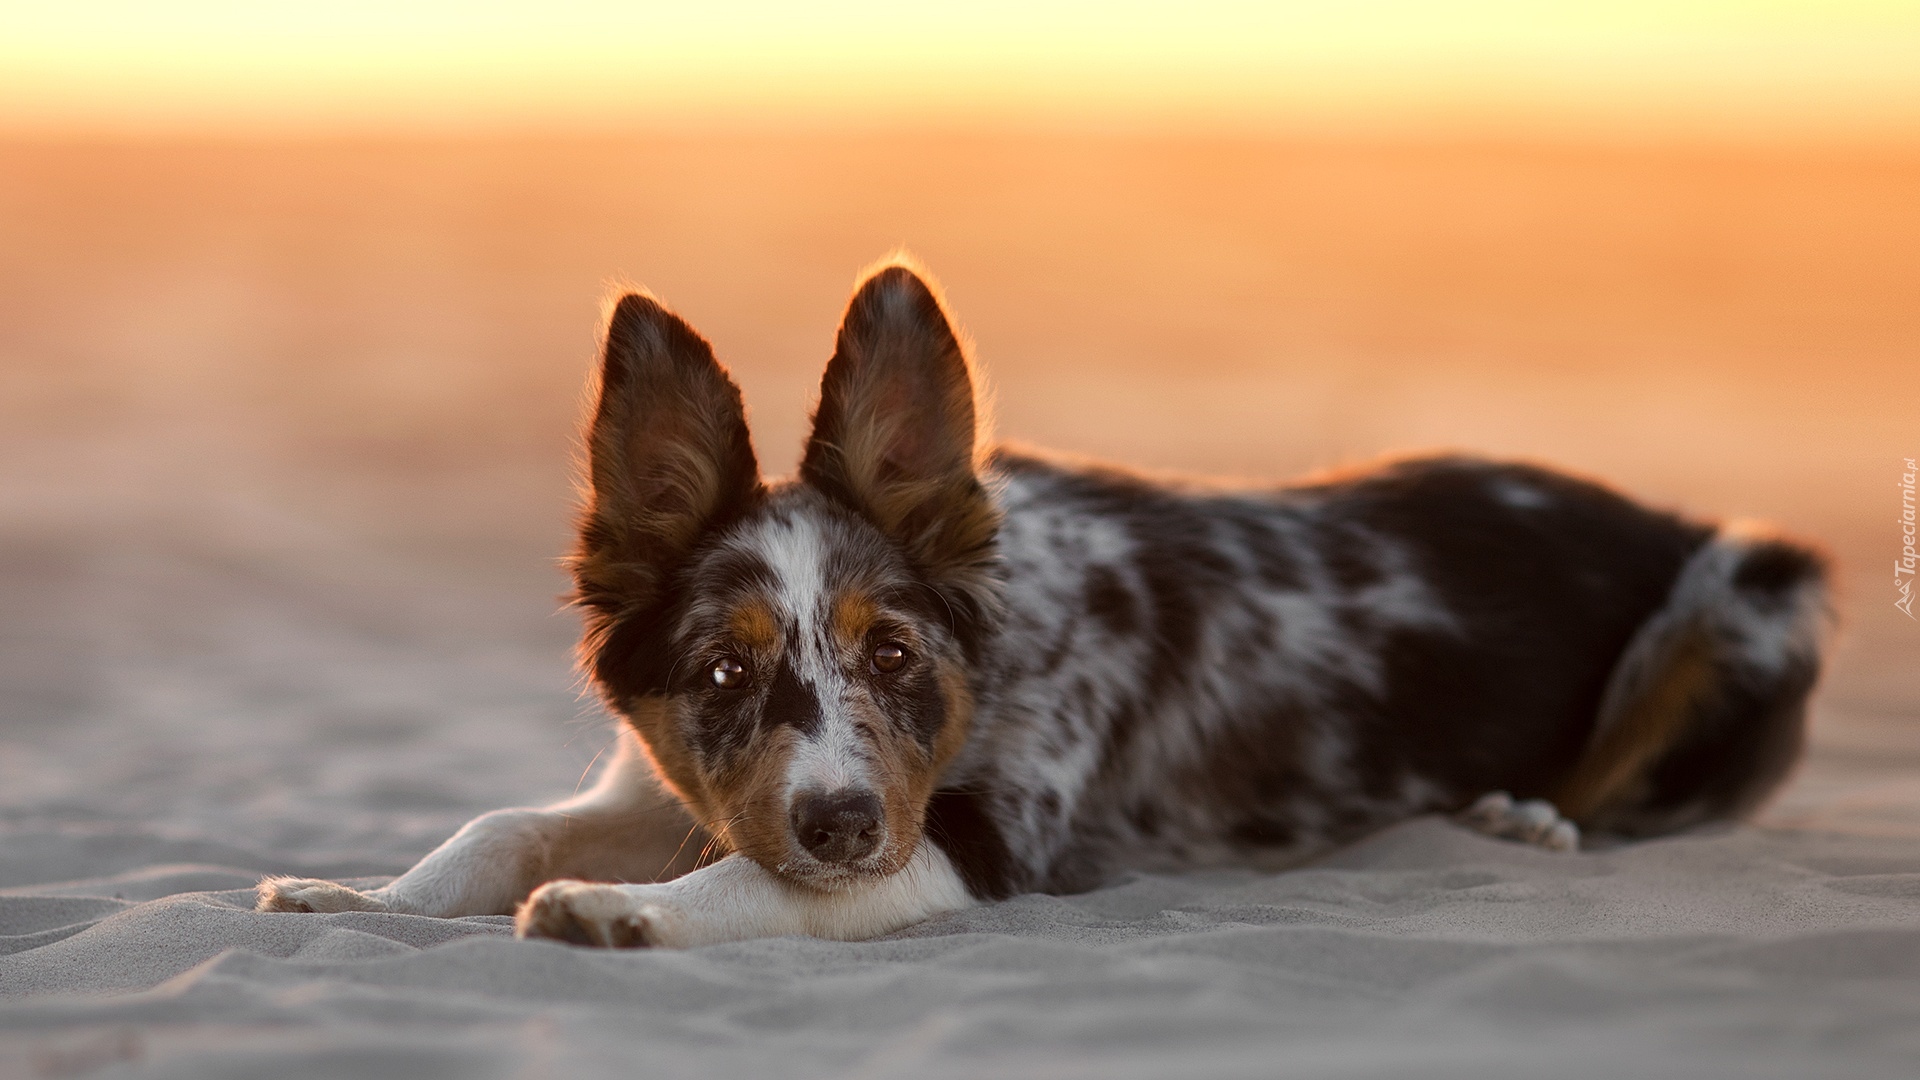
[573, 292, 761, 626]
[802, 263, 1000, 620]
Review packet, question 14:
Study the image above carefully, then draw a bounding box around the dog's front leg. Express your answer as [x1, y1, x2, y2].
[257, 731, 705, 918]
[516, 840, 975, 948]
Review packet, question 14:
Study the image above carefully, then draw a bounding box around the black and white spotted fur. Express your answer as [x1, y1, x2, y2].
[258, 261, 1830, 947]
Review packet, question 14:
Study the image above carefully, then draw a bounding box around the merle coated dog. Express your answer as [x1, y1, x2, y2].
[259, 260, 1830, 947]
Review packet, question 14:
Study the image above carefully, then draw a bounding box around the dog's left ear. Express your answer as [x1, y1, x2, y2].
[802, 263, 1001, 618]
[574, 292, 762, 629]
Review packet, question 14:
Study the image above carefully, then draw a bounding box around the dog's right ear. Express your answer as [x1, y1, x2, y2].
[572, 292, 761, 627]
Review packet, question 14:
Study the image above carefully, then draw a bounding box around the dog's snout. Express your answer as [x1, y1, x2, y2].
[790, 789, 884, 863]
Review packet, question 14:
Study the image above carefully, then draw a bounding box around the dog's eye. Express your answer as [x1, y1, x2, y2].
[869, 642, 909, 675]
[710, 657, 750, 690]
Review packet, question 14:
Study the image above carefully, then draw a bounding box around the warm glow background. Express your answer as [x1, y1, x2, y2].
[3, 1, 1920, 137]
[0, 3, 1915, 841]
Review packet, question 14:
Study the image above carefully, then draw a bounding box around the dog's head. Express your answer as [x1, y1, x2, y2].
[571, 262, 1001, 890]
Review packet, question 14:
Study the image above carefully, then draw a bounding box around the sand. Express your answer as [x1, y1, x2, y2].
[1, 133, 1915, 1077]
[4, 823, 1919, 1079]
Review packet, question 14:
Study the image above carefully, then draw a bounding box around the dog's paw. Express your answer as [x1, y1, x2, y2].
[256, 876, 393, 914]
[1456, 791, 1581, 852]
[515, 881, 679, 949]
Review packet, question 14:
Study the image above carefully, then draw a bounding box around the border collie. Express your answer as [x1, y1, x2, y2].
[259, 260, 1830, 947]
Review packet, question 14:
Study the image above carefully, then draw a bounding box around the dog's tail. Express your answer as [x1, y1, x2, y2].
[1553, 523, 1832, 836]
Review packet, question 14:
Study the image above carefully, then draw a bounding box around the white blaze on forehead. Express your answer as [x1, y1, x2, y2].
[752, 514, 831, 639]
[732, 512, 877, 800]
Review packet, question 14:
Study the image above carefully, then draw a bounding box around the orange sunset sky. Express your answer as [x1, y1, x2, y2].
[3, 1, 1918, 138]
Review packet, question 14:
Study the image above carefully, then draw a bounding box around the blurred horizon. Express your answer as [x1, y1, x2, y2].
[4, 1, 1920, 142]
[1, 3, 1915, 841]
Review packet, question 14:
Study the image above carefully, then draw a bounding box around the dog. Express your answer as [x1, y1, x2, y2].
[258, 260, 1831, 948]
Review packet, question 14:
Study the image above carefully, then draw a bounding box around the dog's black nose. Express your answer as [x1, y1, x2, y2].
[790, 789, 884, 863]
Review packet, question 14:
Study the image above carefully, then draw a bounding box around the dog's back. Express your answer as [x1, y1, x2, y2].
[940, 453, 1828, 895]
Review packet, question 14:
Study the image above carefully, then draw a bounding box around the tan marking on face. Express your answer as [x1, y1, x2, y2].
[704, 724, 801, 870]
[619, 695, 715, 826]
[831, 590, 880, 648]
[844, 652, 978, 881]
[728, 601, 779, 653]
[929, 660, 976, 772]
[867, 723, 931, 877]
